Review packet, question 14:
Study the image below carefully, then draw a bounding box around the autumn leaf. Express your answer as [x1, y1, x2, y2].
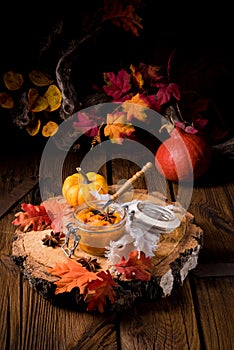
[0, 92, 14, 109]
[42, 197, 73, 234]
[42, 121, 59, 137]
[115, 250, 153, 281]
[49, 259, 99, 295]
[179, 92, 210, 131]
[73, 111, 102, 137]
[122, 93, 149, 121]
[137, 63, 163, 85]
[12, 203, 51, 232]
[174, 121, 198, 134]
[130, 64, 144, 89]
[155, 83, 181, 106]
[3, 71, 24, 90]
[103, 0, 143, 36]
[103, 69, 131, 100]
[44, 85, 62, 112]
[104, 112, 135, 143]
[29, 70, 54, 87]
[85, 270, 117, 313]
[26, 117, 41, 136]
[28, 88, 49, 112]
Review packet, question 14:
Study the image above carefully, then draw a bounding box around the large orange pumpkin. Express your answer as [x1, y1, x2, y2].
[155, 127, 212, 182]
[62, 169, 109, 207]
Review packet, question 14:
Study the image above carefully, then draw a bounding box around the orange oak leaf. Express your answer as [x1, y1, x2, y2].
[115, 250, 153, 281]
[103, 69, 131, 100]
[12, 203, 51, 232]
[49, 259, 99, 295]
[103, 0, 143, 36]
[85, 270, 117, 313]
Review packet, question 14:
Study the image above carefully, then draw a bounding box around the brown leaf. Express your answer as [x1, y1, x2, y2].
[103, 0, 143, 36]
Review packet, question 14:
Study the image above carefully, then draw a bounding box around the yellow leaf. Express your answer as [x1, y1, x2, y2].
[122, 93, 149, 121]
[29, 70, 54, 86]
[130, 64, 144, 89]
[44, 85, 62, 112]
[104, 123, 135, 144]
[3, 71, 24, 91]
[0, 92, 14, 108]
[26, 117, 41, 136]
[28, 88, 49, 112]
[42, 121, 59, 137]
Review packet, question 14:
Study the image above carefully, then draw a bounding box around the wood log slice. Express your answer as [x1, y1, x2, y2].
[11, 190, 203, 312]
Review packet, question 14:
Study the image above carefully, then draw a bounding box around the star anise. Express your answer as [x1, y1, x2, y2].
[77, 257, 101, 272]
[91, 207, 117, 223]
[42, 231, 61, 247]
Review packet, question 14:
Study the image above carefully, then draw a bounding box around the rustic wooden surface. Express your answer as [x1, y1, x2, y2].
[1, 142, 234, 350]
[11, 191, 203, 312]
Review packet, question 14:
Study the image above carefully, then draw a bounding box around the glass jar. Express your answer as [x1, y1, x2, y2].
[73, 200, 127, 256]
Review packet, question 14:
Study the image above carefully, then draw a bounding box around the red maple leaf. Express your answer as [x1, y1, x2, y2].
[115, 251, 153, 281]
[155, 83, 181, 106]
[103, 69, 131, 100]
[12, 203, 51, 232]
[85, 270, 117, 313]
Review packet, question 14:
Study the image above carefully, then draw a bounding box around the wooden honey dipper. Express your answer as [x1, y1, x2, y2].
[102, 162, 153, 209]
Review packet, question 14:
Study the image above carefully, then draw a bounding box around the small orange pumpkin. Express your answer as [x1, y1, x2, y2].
[62, 168, 108, 207]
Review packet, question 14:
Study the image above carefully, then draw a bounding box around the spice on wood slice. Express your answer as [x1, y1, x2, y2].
[11, 190, 203, 312]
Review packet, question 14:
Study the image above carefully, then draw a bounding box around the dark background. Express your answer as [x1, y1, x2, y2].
[0, 1, 233, 152]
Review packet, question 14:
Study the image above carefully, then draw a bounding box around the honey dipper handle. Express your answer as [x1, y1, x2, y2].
[110, 162, 153, 201]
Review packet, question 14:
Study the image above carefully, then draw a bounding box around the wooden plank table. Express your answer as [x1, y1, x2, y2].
[0, 140, 234, 350]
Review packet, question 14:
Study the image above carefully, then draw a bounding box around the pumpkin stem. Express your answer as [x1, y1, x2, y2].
[76, 167, 91, 184]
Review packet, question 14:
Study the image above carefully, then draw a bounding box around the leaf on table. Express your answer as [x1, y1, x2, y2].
[103, 69, 131, 100]
[102, 0, 143, 36]
[115, 250, 153, 281]
[85, 270, 117, 313]
[12, 203, 51, 232]
[42, 197, 73, 234]
[49, 259, 99, 295]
